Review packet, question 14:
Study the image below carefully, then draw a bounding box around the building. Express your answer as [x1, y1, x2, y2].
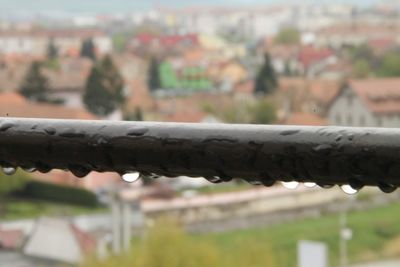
[327, 78, 400, 127]
[0, 28, 112, 57]
[23, 217, 97, 264]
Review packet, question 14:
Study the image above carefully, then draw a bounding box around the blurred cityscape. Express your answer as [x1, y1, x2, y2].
[1, 1, 400, 267]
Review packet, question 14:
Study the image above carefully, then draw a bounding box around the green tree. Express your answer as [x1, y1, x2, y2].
[147, 57, 161, 91]
[275, 27, 300, 45]
[249, 99, 276, 124]
[353, 59, 371, 78]
[81, 218, 279, 267]
[254, 53, 278, 95]
[80, 38, 97, 61]
[47, 39, 58, 60]
[19, 61, 50, 102]
[83, 56, 125, 116]
[378, 52, 400, 77]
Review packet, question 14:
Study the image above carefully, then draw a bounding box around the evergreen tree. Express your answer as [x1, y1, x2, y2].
[19, 61, 50, 102]
[147, 56, 161, 91]
[254, 53, 278, 95]
[80, 38, 97, 61]
[83, 56, 125, 116]
[47, 39, 58, 60]
[100, 55, 125, 105]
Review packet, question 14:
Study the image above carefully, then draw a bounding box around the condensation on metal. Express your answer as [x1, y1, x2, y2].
[0, 117, 399, 189]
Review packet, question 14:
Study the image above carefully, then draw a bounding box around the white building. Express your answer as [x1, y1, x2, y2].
[327, 78, 400, 127]
[0, 29, 112, 56]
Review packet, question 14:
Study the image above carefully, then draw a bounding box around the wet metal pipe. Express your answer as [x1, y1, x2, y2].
[0, 118, 400, 191]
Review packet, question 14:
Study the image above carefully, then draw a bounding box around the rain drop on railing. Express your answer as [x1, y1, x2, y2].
[282, 181, 299, 190]
[122, 172, 141, 183]
[2, 167, 16, 175]
[340, 184, 358, 195]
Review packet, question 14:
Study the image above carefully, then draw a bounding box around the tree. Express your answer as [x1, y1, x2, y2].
[353, 59, 371, 78]
[47, 39, 58, 60]
[275, 27, 300, 45]
[80, 38, 97, 61]
[19, 61, 50, 102]
[83, 56, 125, 116]
[249, 99, 277, 124]
[147, 57, 161, 91]
[254, 53, 278, 95]
[100, 55, 125, 105]
[378, 52, 400, 77]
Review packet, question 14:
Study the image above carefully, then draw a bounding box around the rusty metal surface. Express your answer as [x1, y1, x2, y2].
[0, 117, 399, 191]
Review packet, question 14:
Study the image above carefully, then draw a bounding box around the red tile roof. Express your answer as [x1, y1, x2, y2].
[134, 33, 198, 47]
[0, 92, 97, 119]
[298, 46, 334, 68]
[348, 78, 400, 114]
[0, 228, 23, 249]
[70, 224, 97, 253]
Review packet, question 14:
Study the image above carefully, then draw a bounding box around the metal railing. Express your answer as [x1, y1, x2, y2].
[0, 117, 399, 192]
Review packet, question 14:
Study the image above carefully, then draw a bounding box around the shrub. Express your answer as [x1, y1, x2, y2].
[15, 180, 98, 207]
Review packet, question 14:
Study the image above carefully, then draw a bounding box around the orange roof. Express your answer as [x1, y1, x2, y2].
[348, 78, 400, 114]
[0, 92, 97, 120]
[0, 91, 27, 105]
[282, 112, 328, 126]
[279, 78, 341, 105]
[70, 224, 97, 253]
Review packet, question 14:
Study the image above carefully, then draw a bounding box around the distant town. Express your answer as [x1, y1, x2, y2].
[1, 2, 400, 266]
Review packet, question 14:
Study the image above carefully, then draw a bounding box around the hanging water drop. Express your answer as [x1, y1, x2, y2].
[122, 172, 141, 183]
[22, 167, 36, 173]
[304, 182, 317, 188]
[317, 183, 335, 189]
[282, 181, 299, 190]
[378, 182, 397, 193]
[340, 184, 358, 195]
[2, 167, 16, 175]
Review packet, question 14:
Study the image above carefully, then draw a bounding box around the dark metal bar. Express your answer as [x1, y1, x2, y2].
[0, 117, 399, 191]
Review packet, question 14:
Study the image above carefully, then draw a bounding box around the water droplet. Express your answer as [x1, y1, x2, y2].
[205, 176, 223, 183]
[304, 182, 316, 188]
[44, 127, 56, 135]
[317, 183, 334, 189]
[282, 181, 299, 190]
[69, 164, 90, 178]
[60, 128, 85, 138]
[22, 167, 36, 173]
[2, 167, 16, 175]
[340, 185, 358, 195]
[122, 172, 141, 183]
[36, 163, 51, 173]
[247, 179, 263, 185]
[378, 182, 397, 193]
[280, 129, 300, 136]
[0, 122, 14, 131]
[126, 127, 149, 136]
[348, 178, 364, 190]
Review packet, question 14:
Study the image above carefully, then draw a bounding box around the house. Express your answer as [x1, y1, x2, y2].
[297, 45, 337, 78]
[278, 78, 341, 116]
[0, 28, 112, 57]
[23, 217, 97, 264]
[327, 78, 400, 127]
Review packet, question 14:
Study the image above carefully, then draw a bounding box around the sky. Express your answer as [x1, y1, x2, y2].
[0, 0, 383, 17]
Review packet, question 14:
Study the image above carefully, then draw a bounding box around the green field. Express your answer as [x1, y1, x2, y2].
[197, 202, 400, 267]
